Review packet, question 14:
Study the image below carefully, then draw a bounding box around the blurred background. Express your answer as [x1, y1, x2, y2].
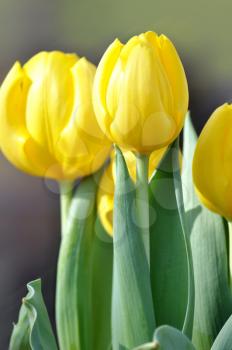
[0, 0, 232, 348]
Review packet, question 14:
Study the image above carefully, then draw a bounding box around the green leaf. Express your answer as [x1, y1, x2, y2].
[112, 146, 155, 349]
[153, 325, 196, 349]
[133, 326, 196, 350]
[182, 115, 232, 349]
[9, 304, 31, 350]
[91, 217, 113, 350]
[9, 279, 58, 350]
[149, 139, 194, 337]
[56, 171, 113, 350]
[211, 314, 232, 349]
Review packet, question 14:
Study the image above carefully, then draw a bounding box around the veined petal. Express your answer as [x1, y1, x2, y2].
[94, 31, 188, 154]
[0, 62, 29, 135]
[121, 43, 171, 118]
[110, 102, 175, 154]
[109, 42, 175, 153]
[106, 59, 123, 118]
[0, 61, 36, 174]
[56, 123, 111, 179]
[93, 39, 123, 135]
[140, 31, 159, 45]
[0, 52, 110, 180]
[118, 35, 140, 66]
[106, 35, 143, 117]
[157, 35, 189, 127]
[24, 138, 62, 178]
[70, 58, 105, 139]
[24, 51, 78, 152]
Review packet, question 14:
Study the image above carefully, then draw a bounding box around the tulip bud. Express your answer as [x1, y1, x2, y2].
[93, 31, 188, 154]
[193, 104, 232, 219]
[97, 147, 167, 235]
[0, 51, 111, 180]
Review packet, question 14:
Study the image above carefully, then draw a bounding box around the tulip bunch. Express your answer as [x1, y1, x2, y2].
[2, 31, 232, 350]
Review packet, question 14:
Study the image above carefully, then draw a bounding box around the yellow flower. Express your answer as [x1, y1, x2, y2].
[0, 51, 111, 180]
[193, 103, 232, 220]
[98, 147, 167, 235]
[93, 31, 188, 154]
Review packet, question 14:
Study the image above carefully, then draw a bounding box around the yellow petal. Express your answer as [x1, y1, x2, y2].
[123, 43, 172, 118]
[94, 31, 188, 154]
[24, 51, 78, 152]
[157, 35, 189, 128]
[97, 161, 115, 235]
[148, 147, 168, 178]
[24, 138, 63, 179]
[93, 39, 123, 136]
[56, 59, 112, 178]
[0, 62, 58, 177]
[110, 103, 175, 154]
[0, 62, 34, 174]
[109, 42, 175, 153]
[70, 57, 105, 140]
[98, 192, 114, 236]
[193, 103, 232, 220]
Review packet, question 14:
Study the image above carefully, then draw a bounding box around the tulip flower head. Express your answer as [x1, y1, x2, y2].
[98, 147, 167, 235]
[0, 51, 111, 180]
[93, 31, 188, 154]
[193, 103, 232, 220]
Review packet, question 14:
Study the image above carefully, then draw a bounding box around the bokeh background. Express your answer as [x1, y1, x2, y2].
[0, 0, 232, 348]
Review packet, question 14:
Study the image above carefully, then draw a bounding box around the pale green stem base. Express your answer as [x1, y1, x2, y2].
[135, 154, 150, 265]
[228, 221, 232, 287]
[59, 180, 73, 236]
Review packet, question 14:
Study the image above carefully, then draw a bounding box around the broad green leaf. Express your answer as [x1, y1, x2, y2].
[112, 146, 155, 350]
[182, 115, 232, 349]
[133, 326, 196, 350]
[9, 279, 58, 350]
[56, 171, 113, 350]
[149, 139, 194, 337]
[211, 314, 232, 349]
[153, 325, 196, 349]
[91, 217, 113, 350]
[9, 304, 31, 350]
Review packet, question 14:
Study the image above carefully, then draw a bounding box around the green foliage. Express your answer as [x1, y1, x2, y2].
[56, 172, 113, 350]
[149, 139, 194, 338]
[91, 217, 113, 350]
[9, 115, 232, 350]
[9, 279, 57, 350]
[153, 325, 195, 350]
[112, 146, 155, 349]
[211, 314, 232, 349]
[133, 326, 196, 350]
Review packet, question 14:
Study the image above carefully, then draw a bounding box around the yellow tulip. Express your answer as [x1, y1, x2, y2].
[0, 51, 111, 180]
[98, 147, 167, 235]
[193, 103, 232, 219]
[93, 31, 188, 154]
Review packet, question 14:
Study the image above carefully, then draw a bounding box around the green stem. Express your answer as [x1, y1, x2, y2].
[136, 154, 150, 265]
[56, 175, 101, 350]
[228, 221, 232, 287]
[59, 180, 73, 236]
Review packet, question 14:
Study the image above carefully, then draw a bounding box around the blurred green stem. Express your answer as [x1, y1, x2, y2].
[136, 154, 150, 265]
[59, 180, 73, 236]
